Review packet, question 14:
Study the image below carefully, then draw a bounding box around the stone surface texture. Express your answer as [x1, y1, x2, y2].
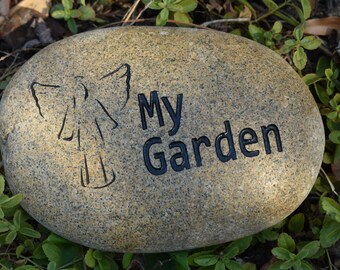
[0, 27, 324, 252]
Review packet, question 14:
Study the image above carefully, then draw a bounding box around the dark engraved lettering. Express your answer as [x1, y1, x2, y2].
[63, 131, 74, 141]
[80, 82, 89, 100]
[30, 82, 61, 118]
[261, 124, 283, 154]
[192, 136, 211, 167]
[169, 141, 191, 172]
[80, 154, 90, 187]
[100, 63, 131, 108]
[138, 91, 164, 130]
[98, 156, 116, 188]
[77, 128, 80, 150]
[58, 106, 69, 140]
[73, 96, 76, 108]
[95, 118, 104, 143]
[215, 120, 237, 162]
[143, 137, 167, 175]
[81, 155, 116, 189]
[161, 94, 183, 136]
[95, 99, 118, 129]
[239, 128, 260, 157]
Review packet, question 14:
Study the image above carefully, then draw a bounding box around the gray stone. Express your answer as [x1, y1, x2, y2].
[0, 26, 324, 252]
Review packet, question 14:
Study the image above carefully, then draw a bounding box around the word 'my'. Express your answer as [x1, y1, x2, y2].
[138, 91, 283, 176]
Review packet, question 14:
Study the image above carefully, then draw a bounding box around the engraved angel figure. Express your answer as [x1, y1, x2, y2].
[30, 63, 131, 189]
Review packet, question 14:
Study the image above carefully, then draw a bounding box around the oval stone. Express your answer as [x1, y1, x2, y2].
[0, 27, 324, 252]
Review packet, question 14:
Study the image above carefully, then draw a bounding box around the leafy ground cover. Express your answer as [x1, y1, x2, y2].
[0, 0, 340, 269]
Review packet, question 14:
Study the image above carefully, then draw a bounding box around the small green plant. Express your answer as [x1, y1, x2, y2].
[319, 196, 340, 248]
[280, 25, 321, 70]
[84, 248, 119, 270]
[269, 233, 321, 270]
[51, 0, 96, 33]
[141, 0, 197, 26]
[189, 236, 252, 270]
[248, 21, 283, 50]
[303, 57, 340, 163]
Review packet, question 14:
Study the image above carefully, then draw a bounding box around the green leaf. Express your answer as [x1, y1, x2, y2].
[320, 220, 340, 248]
[302, 73, 321, 85]
[327, 111, 338, 121]
[243, 262, 256, 270]
[321, 197, 340, 217]
[224, 247, 239, 259]
[51, 9, 66, 19]
[142, 0, 162, 9]
[13, 210, 22, 230]
[156, 9, 168, 26]
[19, 227, 41, 238]
[15, 266, 38, 270]
[0, 175, 5, 194]
[301, 36, 321, 50]
[5, 230, 17, 244]
[281, 39, 296, 54]
[288, 213, 305, 233]
[300, 0, 311, 19]
[70, 9, 82, 18]
[42, 243, 62, 266]
[300, 261, 314, 270]
[272, 21, 282, 34]
[271, 247, 292, 260]
[67, 18, 78, 34]
[268, 261, 284, 270]
[262, 0, 278, 10]
[329, 131, 340, 144]
[85, 249, 96, 268]
[0, 221, 9, 232]
[225, 236, 252, 256]
[224, 260, 244, 270]
[325, 68, 333, 80]
[171, 251, 189, 270]
[194, 255, 219, 266]
[122, 253, 133, 269]
[45, 233, 73, 244]
[315, 84, 330, 106]
[92, 250, 103, 261]
[334, 144, 340, 163]
[47, 261, 57, 270]
[62, 0, 73, 10]
[79, 5, 96, 20]
[16, 244, 25, 258]
[280, 259, 296, 270]
[0, 207, 4, 219]
[278, 233, 295, 252]
[248, 24, 264, 44]
[260, 229, 279, 241]
[188, 250, 214, 266]
[170, 0, 197, 13]
[293, 47, 307, 70]
[173, 12, 192, 25]
[296, 241, 320, 259]
[0, 193, 22, 208]
[293, 25, 304, 41]
[33, 246, 46, 260]
[215, 260, 226, 270]
[316, 56, 330, 77]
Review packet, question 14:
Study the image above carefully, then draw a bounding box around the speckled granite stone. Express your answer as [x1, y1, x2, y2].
[0, 26, 324, 252]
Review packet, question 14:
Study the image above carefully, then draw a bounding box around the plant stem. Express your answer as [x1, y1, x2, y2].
[253, 1, 290, 23]
[325, 248, 334, 270]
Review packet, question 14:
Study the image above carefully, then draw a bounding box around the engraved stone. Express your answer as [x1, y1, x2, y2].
[0, 27, 324, 252]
